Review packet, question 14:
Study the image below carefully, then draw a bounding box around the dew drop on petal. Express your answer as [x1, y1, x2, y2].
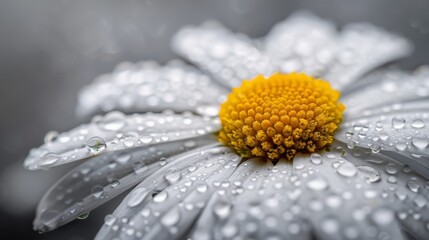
[391, 116, 405, 129]
[98, 112, 126, 131]
[371, 208, 394, 226]
[44, 131, 59, 143]
[306, 177, 329, 191]
[86, 136, 107, 154]
[411, 135, 429, 150]
[337, 162, 357, 177]
[356, 165, 381, 183]
[310, 153, 322, 165]
[213, 200, 232, 219]
[77, 212, 90, 220]
[153, 191, 168, 203]
[127, 188, 149, 207]
[161, 207, 181, 227]
[411, 119, 425, 129]
[39, 153, 60, 167]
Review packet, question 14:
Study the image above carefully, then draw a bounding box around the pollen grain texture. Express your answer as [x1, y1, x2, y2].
[219, 73, 345, 161]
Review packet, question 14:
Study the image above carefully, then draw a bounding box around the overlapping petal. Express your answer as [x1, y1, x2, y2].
[25, 111, 220, 170]
[76, 60, 228, 117]
[33, 135, 216, 232]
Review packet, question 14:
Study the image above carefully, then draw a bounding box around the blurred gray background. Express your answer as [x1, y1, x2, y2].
[0, 0, 428, 239]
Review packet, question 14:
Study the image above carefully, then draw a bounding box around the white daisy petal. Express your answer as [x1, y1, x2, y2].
[95, 145, 240, 240]
[172, 21, 277, 88]
[325, 23, 412, 90]
[190, 158, 274, 240]
[343, 68, 429, 114]
[342, 145, 429, 240]
[76, 60, 228, 117]
[32, 135, 216, 233]
[264, 11, 337, 76]
[24, 111, 220, 170]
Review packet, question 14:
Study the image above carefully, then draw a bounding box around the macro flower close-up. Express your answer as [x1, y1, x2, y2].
[2, 1, 429, 240]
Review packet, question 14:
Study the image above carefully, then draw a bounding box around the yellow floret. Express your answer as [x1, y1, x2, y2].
[218, 72, 345, 161]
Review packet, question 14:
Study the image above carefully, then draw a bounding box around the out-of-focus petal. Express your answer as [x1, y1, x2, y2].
[325, 23, 412, 90]
[32, 135, 216, 233]
[24, 111, 220, 170]
[264, 11, 337, 76]
[76, 60, 228, 118]
[95, 145, 241, 240]
[342, 67, 429, 114]
[172, 21, 276, 88]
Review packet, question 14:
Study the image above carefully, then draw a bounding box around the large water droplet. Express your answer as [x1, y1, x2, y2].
[86, 136, 107, 154]
[391, 116, 405, 129]
[407, 179, 420, 193]
[337, 162, 357, 177]
[310, 153, 322, 165]
[411, 119, 425, 129]
[165, 169, 181, 184]
[411, 135, 429, 150]
[307, 177, 329, 191]
[44, 131, 59, 143]
[356, 165, 381, 183]
[127, 188, 149, 207]
[153, 191, 168, 203]
[39, 153, 60, 167]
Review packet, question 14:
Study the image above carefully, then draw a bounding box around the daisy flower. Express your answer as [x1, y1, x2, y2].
[25, 12, 429, 239]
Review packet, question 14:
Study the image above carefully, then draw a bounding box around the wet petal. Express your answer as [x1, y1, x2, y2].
[76, 60, 227, 117]
[95, 145, 241, 239]
[25, 111, 220, 170]
[33, 135, 216, 232]
[325, 23, 412, 90]
[172, 21, 277, 88]
[264, 11, 337, 76]
[337, 110, 429, 176]
[342, 68, 429, 114]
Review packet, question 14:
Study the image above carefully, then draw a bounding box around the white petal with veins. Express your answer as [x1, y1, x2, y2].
[76, 60, 228, 117]
[24, 111, 220, 170]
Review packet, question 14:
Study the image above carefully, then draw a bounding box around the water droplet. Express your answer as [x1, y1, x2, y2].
[153, 191, 168, 203]
[165, 169, 181, 184]
[86, 136, 107, 154]
[127, 188, 149, 207]
[39, 153, 60, 167]
[321, 218, 339, 233]
[310, 153, 322, 165]
[395, 139, 407, 151]
[411, 135, 429, 150]
[140, 135, 153, 144]
[161, 207, 181, 226]
[104, 215, 116, 226]
[77, 212, 90, 220]
[391, 116, 405, 129]
[307, 177, 329, 191]
[411, 119, 425, 129]
[407, 180, 420, 193]
[337, 162, 357, 177]
[385, 165, 398, 175]
[91, 186, 104, 198]
[222, 223, 238, 238]
[356, 166, 381, 183]
[213, 200, 232, 219]
[371, 208, 394, 225]
[44, 131, 59, 143]
[99, 112, 126, 131]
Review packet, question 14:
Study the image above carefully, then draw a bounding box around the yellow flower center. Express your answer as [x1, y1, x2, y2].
[219, 73, 345, 161]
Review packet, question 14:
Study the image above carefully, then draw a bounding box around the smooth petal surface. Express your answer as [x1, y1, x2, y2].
[95, 144, 241, 240]
[25, 111, 220, 170]
[33, 135, 216, 232]
[172, 21, 277, 88]
[76, 60, 228, 117]
[325, 23, 412, 90]
[264, 11, 337, 76]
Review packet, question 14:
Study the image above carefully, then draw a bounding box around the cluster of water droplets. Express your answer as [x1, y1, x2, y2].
[25, 111, 220, 170]
[77, 60, 227, 117]
[91, 144, 429, 239]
